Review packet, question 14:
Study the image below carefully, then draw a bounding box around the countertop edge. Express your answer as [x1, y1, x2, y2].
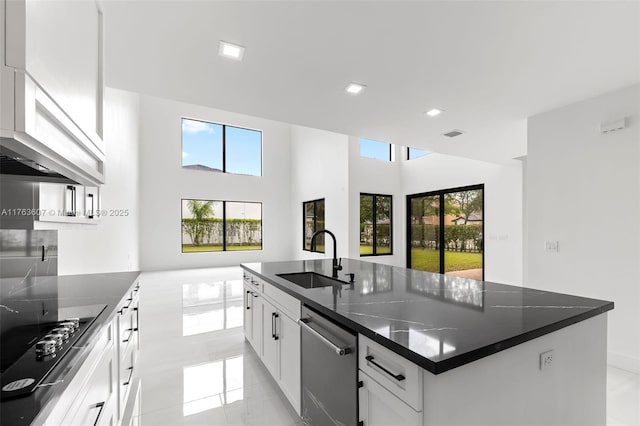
[241, 264, 613, 375]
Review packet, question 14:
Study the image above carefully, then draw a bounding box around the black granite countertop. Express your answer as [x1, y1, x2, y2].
[241, 259, 613, 375]
[0, 271, 140, 426]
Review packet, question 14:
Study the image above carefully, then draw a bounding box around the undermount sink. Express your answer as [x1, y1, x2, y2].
[277, 272, 346, 289]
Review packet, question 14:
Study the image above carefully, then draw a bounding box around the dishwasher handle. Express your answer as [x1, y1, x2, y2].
[299, 317, 352, 356]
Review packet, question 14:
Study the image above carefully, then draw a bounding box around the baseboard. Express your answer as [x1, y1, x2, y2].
[608, 351, 640, 374]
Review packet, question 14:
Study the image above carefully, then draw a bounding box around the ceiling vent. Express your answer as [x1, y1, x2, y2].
[443, 130, 464, 138]
[599, 118, 626, 134]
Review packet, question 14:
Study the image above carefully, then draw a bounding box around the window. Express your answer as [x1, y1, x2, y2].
[181, 118, 262, 176]
[360, 194, 392, 256]
[407, 147, 431, 160]
[360, 138, 391, 161]
[181, 199, 262, 252]
[407, 185, 484, 280]
[303, 199, 325, 252]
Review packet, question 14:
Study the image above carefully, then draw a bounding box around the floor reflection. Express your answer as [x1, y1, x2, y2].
[182, 280, 244, 336]
[183, 355, 244, 416]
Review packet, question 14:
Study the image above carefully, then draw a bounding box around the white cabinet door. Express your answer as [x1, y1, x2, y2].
[249, 292, 263, 356]
[262, 299, 279, 378]
[13, 0, 104, 142]
[68, 352, 115, 426]
[279, 312, 301, 415]
[359, 371, 423, 426]
[243, 283, 253, 341]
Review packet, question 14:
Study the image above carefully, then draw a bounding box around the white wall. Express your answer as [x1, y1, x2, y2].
[347, 138, 403, 266]
[401, 153, 524, 285]
[138, 94, 293, 271]
[290, 126, 349, 261]
[58, 88, 141, 275]
[526, 84, 640, 373]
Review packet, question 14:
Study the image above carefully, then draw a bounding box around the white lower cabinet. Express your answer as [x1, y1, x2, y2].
[359, 370, 423, 426]
[45, 279, 140, 426]
[242, 272, 301, 415]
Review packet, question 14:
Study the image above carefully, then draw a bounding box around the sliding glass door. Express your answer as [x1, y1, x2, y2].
[407, 185, 484, 280]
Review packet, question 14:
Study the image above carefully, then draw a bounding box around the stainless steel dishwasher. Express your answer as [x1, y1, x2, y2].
[299, 305, 358, 425]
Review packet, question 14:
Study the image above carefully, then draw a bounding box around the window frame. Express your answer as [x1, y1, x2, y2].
[181, 117, 263, 176]
[302, 198, 325, 253]
[360, 193, 393, 257]
[181, 198, 263, 253]
[405, 184, 484, 279]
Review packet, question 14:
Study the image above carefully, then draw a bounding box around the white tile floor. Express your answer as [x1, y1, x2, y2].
[135, 267, 640, 426]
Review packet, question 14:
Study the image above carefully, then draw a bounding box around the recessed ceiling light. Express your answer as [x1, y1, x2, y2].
[425, 108, 444, 117]
[219, 41, 245, 60]
[345, 83, 366, 94]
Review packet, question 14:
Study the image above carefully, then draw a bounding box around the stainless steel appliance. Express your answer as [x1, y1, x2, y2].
[300, 305, 358, 425]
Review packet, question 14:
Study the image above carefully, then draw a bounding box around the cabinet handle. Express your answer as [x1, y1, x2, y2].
[90, 402, 105, 426]
[251, 292, 258, 298]
[123, 328, 137, 343]
[246, 291, 251, 309]
[123, 366, 134, 386]
[364, 355, 405, 381]
[272, 312, 279, 340]
[120, 298, 132, 313]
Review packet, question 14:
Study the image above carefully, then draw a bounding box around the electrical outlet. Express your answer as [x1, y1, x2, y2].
[544, 241, 559, 253]
[540, 350, 554, 370]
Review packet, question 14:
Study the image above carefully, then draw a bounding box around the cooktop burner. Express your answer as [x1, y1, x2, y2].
[1, 304, 107, 400]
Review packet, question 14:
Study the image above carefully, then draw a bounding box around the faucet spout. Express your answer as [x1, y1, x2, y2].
[310, 229, 342, 278]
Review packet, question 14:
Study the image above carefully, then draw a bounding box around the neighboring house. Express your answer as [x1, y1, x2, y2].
[452, 212, 483, 225]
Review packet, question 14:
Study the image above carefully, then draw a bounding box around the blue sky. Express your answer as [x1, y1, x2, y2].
[182, 118, 261, 176]
[360, 138, 391, 160]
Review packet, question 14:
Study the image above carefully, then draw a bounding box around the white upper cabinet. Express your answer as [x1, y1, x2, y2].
[1, 0, 106, 186]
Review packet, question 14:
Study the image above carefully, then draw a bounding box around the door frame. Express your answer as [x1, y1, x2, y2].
[405, 184, 485, 280]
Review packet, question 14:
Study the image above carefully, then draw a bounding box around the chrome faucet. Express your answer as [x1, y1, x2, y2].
[310, 229, 342, 278]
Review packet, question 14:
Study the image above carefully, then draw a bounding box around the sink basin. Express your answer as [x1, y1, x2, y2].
[277, 272, 346, 289]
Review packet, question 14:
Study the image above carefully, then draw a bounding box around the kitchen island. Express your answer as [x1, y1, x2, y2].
[241, 259, 613, 426]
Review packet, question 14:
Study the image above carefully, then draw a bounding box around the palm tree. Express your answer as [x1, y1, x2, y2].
[184, 200, 214, 246]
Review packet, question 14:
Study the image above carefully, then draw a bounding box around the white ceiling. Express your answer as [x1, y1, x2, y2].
[104, 1, 640, 164]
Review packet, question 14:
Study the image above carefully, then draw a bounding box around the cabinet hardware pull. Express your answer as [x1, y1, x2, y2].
[298, 318, 351, 356]
[123, 328, 136, 343]
[272, 312, 279, 340]
[246, 290, 251, 309]
[251, 292, 258, 298]
[364, 355, 405, 381]
[91, 402, 105, 426]
[121, 298, 133, 311]
[123, 366, 134, 386]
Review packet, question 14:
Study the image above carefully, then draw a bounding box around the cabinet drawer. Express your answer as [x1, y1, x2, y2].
[359, 335, 423, 411]
[119, 341, 137, 410]
[68, 352, 116, 426]
[262, 281, 300, 320]
[359, 370, 422, 426]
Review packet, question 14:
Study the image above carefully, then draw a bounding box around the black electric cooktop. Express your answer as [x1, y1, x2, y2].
[1, 304, 107, 400]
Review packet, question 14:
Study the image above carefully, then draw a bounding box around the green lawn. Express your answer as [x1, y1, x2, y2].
[360, 245, 391, 255]
[182, 244, 261, 253]
[411, 248, 482, 272]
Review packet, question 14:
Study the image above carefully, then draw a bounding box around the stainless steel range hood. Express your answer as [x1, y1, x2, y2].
[0, 144, 78, 184]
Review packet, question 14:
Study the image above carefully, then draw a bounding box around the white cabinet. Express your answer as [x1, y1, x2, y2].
[44, 315, 117, 426]
[278, 310, 301, 412]
[359, 371, 423, 426]
[242, 271, 301, 415]
[37, 182, 101, 225]
[116, 282, 140, 422]
[243, 285, 263, 356]
[1, 0, 106, 185]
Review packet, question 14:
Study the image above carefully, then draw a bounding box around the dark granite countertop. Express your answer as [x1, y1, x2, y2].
[241, 259, 613, 375]
[1, 271, 140, 426]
